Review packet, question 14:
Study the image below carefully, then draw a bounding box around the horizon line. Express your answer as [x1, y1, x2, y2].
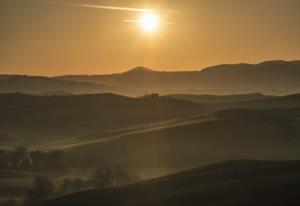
[0, 59, 298, 77]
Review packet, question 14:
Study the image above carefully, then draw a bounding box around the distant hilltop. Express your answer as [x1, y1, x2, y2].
[1, 60, 300, 96]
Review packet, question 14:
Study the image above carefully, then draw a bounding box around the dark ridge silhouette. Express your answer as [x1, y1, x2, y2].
[55, 60, 300, 95]
[39, 90, 73, 96]
[169, 93, 300, 109]
[222, 93, 300, 109]
[33, 160, 300, 206]
[123, 67, 156, 74]
[292, 60, 300, 65]
[167, 93, 277, 104]
[281, 93, 300, 100]
[2, 60, 299, 96]
[0, 75, 124, 95]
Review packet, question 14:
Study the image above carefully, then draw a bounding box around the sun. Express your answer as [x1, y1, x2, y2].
[139, 12, 160, 32]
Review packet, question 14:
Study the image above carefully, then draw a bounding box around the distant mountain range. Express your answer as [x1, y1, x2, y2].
[57, 60, 300, 95]
[0, 75, 124, 95]
[0, 60, 299, 95]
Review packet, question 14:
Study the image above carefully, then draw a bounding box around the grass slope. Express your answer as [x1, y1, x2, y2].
[0, 93, 216, 145]
[168, 93, 277, 104]
[34, 160, 300, 206]
[38, 107, 300, 174]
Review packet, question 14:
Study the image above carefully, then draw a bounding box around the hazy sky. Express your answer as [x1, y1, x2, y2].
[1, 0, 300, 75]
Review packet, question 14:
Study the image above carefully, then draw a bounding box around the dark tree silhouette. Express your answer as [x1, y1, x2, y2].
[90, 165, 115, 188]
[14, 146, 33, 169]
[57, 178, 88, 196]
[0, 149, 9, 169]
[90, 164, 133, 188]
[24, 176, 54, 205]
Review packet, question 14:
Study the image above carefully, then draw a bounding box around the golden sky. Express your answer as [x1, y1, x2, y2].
[0, 0, 300, 75]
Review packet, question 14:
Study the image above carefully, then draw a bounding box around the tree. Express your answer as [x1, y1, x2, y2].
[90, 165, 115, 188]
[24, 176, 54, 205]
[90, 164, 134, 189]
[13, 146, 33, 169]
[57, 178, 87, 196]
[0, 149, 9, 169]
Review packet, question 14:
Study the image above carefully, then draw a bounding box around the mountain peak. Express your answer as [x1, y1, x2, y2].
[257, 60, 289, 66]
[124, 66, 156, 74]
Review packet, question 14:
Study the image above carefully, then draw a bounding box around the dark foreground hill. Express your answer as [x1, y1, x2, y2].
[34, 160, 300, 206]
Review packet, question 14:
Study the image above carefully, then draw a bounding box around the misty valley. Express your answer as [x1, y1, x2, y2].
[0, 61, 300, 206]
[2, 0, 300, 203]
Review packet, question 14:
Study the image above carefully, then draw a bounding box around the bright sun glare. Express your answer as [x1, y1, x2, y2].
[139, 12, 160, 32]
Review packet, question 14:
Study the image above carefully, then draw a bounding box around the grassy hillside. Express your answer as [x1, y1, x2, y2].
[169, 93, 300, 109]
[223, 93, 300, 109]
[168, 93, 277, 104]
[0, 93, 216, 146]
[35, 107, 300, 176]
[34, 160, 300, 206]
[1, 93, 300, 204]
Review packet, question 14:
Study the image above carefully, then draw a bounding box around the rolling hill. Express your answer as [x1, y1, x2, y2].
[169, 93, 300, 109]
[167, 93, 277, 104]
[0, 93, 216, 146]
[223, 93, 300, 109]
[1, 60, 299, 96]
[33, 160, 300, 206]
[35, 106, 300, 177]
[0, 75, 124, 95]
[56, 60, 300, 95]
[1, 92, 300, 172]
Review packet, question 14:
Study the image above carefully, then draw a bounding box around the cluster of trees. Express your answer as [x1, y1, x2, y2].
[91, 164, 132, 188]
[24, 176, 55, 205]
[23, 164, 134, 205]
[1, 147, 137, 205]
[141, 93, 160, 99]
[0, 146, 68, 173]
[24, 176, 86, 205]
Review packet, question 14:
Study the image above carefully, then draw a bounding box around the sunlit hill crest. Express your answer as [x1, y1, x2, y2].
[122, 66, 156, 74]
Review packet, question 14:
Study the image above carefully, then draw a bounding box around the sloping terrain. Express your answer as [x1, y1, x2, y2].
[34, 160, 300, 206]
[223, 93, 300, 109]
[2, 60, 300, 96]
[37, 107, 300, 174]
[0, 75, 124, 95]
[0, 93, 216, 146]
[1, 92, 300, 204]
[170, 93, 300, 109]
[168, 93, 277, 104]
